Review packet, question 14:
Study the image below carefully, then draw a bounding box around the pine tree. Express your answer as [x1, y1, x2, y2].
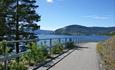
[0, 0, 40, 39]
[0, 0, 40, 62]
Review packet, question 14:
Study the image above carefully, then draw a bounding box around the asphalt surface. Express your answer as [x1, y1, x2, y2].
[49, 42, 99, 70]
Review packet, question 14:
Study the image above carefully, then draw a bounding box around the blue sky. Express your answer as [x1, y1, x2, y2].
[36, 0, 115, 30]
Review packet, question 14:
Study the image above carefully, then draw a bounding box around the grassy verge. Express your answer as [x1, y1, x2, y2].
[97, 36, 115, 70]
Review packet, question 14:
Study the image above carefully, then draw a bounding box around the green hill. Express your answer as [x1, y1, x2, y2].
[55, 25, 115, 35]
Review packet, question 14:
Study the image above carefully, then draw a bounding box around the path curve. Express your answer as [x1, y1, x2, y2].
[49, 42, 99, 70]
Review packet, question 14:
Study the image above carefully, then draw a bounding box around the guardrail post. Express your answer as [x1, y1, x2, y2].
[73, 37, 74, 42]
[76, 38, 77, 43]
[69, 38, 72, 42]
[58, 38, 61, 43]
[64, 38, 67, 48]
[74, 37, 76, 43]
[50, 39, 52, 47]
[41, 41, 43, 45]
[65, 38, 67, 43]
[44, 40, 46, 45]
[3, 43, 7, 70]
[49, 39, 52, 56]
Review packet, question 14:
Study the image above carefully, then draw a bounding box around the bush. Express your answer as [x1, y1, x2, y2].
[8, 60, 27, 70]
[65, 42, 75, 49]
[40, 45, 49, 58]
[7, 42, 49, 70]
[23, 42, 48, 65]
[51, 43, 64, 54]
[0, 63, 3, 70]
[0, 42, 10, 55]
[0, 42, 4, 55]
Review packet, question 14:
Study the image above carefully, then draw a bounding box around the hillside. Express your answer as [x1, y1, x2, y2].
[97, 36, 115, 70]
[55, 25, 115, 35]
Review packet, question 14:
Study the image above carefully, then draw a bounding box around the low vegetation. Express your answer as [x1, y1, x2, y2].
[51, 43, 64, 54]
[65, 41, 76, 49]
[0, 41, 76, 70]
[97, 36, 115, 70]
[0, 64, 3, 70]
[8, 61, 27, 70]
[21, 43, 48, 66]
[98, 31, 115, 36]
[0, 42, 49, 70]
[0, 41, 10, 55]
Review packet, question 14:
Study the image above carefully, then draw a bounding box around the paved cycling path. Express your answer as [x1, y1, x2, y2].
[49, 42, 99, 70]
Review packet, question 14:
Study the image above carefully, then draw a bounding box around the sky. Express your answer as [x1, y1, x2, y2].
[36, 0, 115, 30]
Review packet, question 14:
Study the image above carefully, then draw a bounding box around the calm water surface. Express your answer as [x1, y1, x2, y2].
[37, 35, 111, 46]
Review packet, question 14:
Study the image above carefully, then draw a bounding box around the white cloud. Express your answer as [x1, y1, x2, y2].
[46, 0, 53, 3]
[46, 0, 64, 3]
[94, 16, 109, 19]
[82, 16, 109, 20]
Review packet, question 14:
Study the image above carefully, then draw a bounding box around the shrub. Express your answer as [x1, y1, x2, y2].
[40, 45, 49, 58]
[0, 42, 10, 55]
[51, 43, 64, 54]
[8, 60, 27, 70]
[0, 42, 4, 55]
[0, 63, 3, 70]
[65, 42, 75, 49]
[23, 42, 48, 65]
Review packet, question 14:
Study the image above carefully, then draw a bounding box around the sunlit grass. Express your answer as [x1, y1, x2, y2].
[97, 36, 115, 70]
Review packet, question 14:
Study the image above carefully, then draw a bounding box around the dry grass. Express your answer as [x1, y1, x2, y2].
[97, 36, 115, 70]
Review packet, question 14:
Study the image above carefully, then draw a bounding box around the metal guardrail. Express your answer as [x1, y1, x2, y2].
[0, 36, 109, 70]
[0, 38, 69, 60]
[0, 50, 30, 62]
[0, 37, 76, 70]
[0, 36, 108, 61]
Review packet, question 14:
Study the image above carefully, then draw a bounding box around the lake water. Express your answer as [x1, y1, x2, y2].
[38, 34, 110, 40]
[37, 35, 111, 46]
[19, 34, 111, 51]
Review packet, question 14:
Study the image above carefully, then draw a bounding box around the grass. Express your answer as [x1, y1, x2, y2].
[97, 36, 115, 70]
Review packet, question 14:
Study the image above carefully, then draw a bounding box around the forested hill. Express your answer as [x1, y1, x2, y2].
[55, 25, 115, 35]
